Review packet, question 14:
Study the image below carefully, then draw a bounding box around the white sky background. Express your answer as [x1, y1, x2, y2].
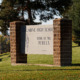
[34, 15, 60, 25]
[0, 0, 61, 35]
[0, 0, 2, 4]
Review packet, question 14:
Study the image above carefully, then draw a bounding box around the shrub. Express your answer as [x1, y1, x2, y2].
[0, 35, 10, 54]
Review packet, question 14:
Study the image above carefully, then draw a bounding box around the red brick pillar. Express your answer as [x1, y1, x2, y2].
[10, 21, 27, 64]
[53, 18, 72, 66]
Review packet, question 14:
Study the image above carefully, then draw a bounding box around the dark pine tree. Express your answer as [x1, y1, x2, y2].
[64, 0, 80, 46]
[14, 0, 72, 24]
[0, 0, 72, 35]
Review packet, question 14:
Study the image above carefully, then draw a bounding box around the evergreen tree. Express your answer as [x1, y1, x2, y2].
[64, 0, 80, 46]
[14, 0, 72, 24]
[0, 0, 18, 35]
[0, 0, 72, 35]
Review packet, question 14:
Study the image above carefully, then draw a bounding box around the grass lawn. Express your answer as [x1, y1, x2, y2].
[0, 42, 80, 80]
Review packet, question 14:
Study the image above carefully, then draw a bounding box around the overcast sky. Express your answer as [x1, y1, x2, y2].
[0, 0, 2, 3]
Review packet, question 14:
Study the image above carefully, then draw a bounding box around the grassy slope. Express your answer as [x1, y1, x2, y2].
[72, 42, 80, 64]
[0, 42, 80, 80]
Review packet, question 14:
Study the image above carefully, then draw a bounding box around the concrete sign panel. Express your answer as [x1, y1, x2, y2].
[21, 25, 53, 55]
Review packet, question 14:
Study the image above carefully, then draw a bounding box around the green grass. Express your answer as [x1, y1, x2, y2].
[0, 42, 80, 80]
[27, 54, 53, 64]
[72, 42, 80, 64]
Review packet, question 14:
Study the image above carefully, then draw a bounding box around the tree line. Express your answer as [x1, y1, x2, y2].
[0, 0, 72, 35]
[65, 0, 80, 46]
[1, 0, 80, 46]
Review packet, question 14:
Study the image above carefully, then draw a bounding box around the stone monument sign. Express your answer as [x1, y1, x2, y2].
[10, 18, 72, 66]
